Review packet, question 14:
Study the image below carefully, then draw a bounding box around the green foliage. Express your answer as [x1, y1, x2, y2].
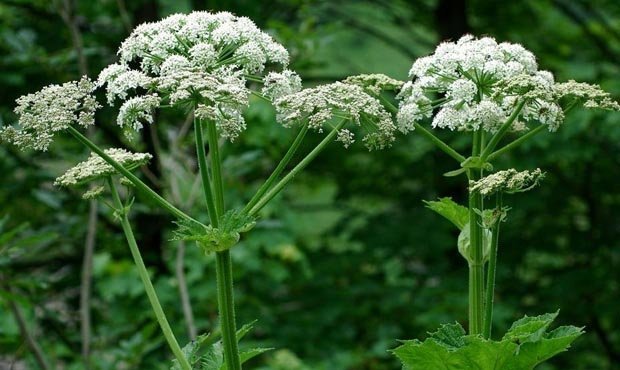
[424, 197, 469, 230]
[393, 312, 584, 370]
[172, 210, 256, 253]
[171, 322, 272, 370]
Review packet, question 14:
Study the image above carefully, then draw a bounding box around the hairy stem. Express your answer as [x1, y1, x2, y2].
[468, 130, 485, 335]
[248, 119, 347, 216]
[242, 124, 309, 214]
[68, 126, 202, 226]
[204, 121, 241, 370]
[108, 178, 191, 370]
[483, 193, 503, 339]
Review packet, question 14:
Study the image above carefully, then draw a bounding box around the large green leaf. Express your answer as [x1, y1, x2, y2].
[424, 198, 469, 230]
[393, 312, 583, 370]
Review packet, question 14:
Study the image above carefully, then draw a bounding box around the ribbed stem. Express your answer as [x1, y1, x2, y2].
[248, 119, 347, 216]
[483, 193, 503, 339]
[203, 121, 241, 370]
[108, 178, 191, 370]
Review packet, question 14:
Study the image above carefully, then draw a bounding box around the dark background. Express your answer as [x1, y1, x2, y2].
[1, 0, 619, 369]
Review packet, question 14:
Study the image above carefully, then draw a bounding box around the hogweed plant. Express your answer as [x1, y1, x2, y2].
[0, 11, 396, 370]
[374, 35, 619, 369]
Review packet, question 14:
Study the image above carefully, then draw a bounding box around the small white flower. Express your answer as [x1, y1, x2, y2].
[469, 168, 545, 195]
[396, 35, 619, 134]
[336, 129, 355, 148]
[1, 77, 99, 151]
[343, 74, 404, 95]
[54, 148, 153, 187]
[274, 82, 396, 150]
[262, 70, 302, 100]
[117, 94, 161, 132]
[447, 79, 478, 104]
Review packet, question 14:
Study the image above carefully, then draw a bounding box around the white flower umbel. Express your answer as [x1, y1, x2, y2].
[344, 74, 404, 95]
[97, 11, 291, 141]
[117, 94, 161, 131]
[262, 70, 302, 100]
[469, 168, 544, 196]
[54, 148, 153, 187]
[1, 77, 100, 151]
[274, 81, 397, 150]
[396, 35, 619, 134]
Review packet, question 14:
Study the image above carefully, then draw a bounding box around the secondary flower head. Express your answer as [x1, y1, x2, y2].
[344, 74, 404, 95]
[54, 148, 152, 187]
[1, 77, 99, 151]
[469, 168, 545, 196]
[396, 35, 619, 134]
[97, 11, 291, 141]
[273, 81, 397, 150]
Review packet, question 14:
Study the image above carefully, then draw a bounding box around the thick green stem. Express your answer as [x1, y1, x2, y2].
[67, 126, 201, 226]
[487, 125, 546, 162]
[108, 178, 191, 370]
[483, 192, 503, 339]
[194, 118, 218, 225]
[248, 119, 347, 216]
[242, 124, 309, 214]
[479, 100, 526, 161]
[468, 130, 485, 335]
[203, 121, 241, 370]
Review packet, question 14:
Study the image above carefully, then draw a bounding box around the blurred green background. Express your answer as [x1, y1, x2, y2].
[1, 0, 619, 369]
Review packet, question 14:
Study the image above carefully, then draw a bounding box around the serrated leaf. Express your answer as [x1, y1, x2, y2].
[503, 311, 559, 344]
[219, 347, 273, 370]
[393, 312, 584, 370]
[428, 322, 466, 350]
[423, 197, 469, 230]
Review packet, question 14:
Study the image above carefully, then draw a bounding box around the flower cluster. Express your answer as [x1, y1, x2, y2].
[262, 70, 302, 100]
[97, 11, 291, 141]
[273, 81, 397, 150]
[396, 35, 619, 134]
[1, 77, 99, 151]
[54, 148, 152, 187]
[344, 74, 404, 95]
[469, 168, 544, 196]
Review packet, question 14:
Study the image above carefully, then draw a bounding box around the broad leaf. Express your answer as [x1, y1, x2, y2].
[424, 197, 469, 230]
[393, 312, 583, 370]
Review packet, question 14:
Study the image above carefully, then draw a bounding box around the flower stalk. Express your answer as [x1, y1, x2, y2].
[107, 177, 191, 370]
[483, 192, 503, 339]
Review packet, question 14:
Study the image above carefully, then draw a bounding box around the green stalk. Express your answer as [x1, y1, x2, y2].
[377, 94, 465, 164]
[204, 121, 241, 370]
[483, 192, 503, 339]
[194, 118, 218, 225]
[108, 178, 191, 370]
[479, 100, 526, 161]
[242, 124, 309, 214]
[487, 125, 546, 162]
[414, 123, 467, 163]
[468, 130, 485, 335]
[248, 119, 347, 217]
[67, 126, 201, 226]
